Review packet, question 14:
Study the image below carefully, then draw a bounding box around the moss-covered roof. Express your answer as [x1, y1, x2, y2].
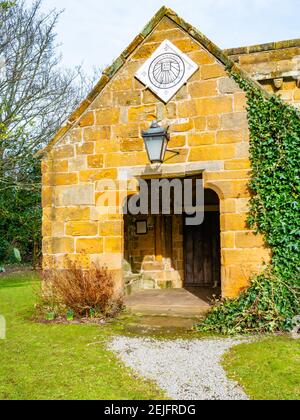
[225, 38, 300, 57]
[38, 6, 268, 156]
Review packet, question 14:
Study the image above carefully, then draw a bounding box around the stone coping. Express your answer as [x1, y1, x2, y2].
[225, 38, 300, 57]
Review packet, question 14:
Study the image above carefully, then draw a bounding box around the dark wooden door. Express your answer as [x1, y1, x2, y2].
[184, 212, 221, 287]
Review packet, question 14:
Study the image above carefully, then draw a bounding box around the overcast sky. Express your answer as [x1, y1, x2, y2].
[32, 0, 300, 75]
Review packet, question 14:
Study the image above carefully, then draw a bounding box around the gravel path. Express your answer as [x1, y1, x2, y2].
[109, 337, 248, 400]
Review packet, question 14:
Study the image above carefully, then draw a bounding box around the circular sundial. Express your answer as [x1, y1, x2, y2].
[148, 53, 185, 90]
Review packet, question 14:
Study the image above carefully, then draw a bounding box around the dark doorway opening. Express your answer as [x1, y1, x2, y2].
[184, 189, 221, 290]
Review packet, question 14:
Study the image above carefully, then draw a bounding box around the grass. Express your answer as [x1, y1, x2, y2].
[1, 272, 299, 400]
[223, 337, 300, 400]
[0, 272, 166, 400]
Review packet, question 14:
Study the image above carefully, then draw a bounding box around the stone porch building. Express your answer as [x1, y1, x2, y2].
[40, 7, 300, 299]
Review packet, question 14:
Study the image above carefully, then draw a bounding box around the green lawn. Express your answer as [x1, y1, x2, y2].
[1, 273, 299, 400]
[0, 273, 165, 400]
[223, 337, 300, 400]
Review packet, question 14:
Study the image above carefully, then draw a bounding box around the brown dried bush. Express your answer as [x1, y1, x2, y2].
[41, 264, 122, 318]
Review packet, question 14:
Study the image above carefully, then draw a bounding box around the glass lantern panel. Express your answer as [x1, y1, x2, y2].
[145, 137, 165, 162]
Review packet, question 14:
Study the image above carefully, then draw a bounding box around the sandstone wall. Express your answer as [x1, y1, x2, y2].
[42, 16, 271, 298]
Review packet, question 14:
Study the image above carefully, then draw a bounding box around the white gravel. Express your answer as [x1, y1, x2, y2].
[109, 337, 248, 400]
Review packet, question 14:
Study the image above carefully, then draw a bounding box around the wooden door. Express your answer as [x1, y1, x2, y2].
[184, 212, 221, 287]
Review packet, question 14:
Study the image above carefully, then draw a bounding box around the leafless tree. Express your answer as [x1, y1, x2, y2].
[0, 0, 98, 187]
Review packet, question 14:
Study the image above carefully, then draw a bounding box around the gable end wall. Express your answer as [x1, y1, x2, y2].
[42, 16, 271, 298]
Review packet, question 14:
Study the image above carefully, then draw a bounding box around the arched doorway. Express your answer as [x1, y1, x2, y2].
[184, 189, 221, 289]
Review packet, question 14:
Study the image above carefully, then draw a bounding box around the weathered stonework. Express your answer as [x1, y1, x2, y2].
[40, 7, 298, 299]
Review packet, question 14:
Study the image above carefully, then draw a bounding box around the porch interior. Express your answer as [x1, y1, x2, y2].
[123, 182, 221, 316]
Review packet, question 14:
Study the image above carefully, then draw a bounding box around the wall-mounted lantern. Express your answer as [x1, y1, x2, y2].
[142, 121, 170, 164]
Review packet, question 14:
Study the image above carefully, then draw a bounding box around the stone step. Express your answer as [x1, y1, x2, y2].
[125, 288, 212, 318]
[125, 304, 209, 317]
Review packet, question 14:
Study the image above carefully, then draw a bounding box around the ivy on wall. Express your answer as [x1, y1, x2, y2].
[197, 70, 300, 334]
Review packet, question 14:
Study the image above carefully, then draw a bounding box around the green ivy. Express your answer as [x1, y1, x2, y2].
[197, 70, 300, 334]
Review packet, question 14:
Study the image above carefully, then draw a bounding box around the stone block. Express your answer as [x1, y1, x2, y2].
[128, 105, 157, 122]
[87, 154, 104, 169]
[193, 116, 206, 130]
[99, 221, 123, 236]
[104, 237, 123, 253]
[51, 145, 74, 160]
[189, 144, 236, 161]
[217, 130, 245, 144]
[170, 119, 194, 133]
[234, 92, 247, 112]
[42, 187, 53, 207]
[76, 142, 95, 155]
[166, 102, 177, 119]
[188, 80, 217, 97]
[201, 64, 227, 80]
[218, 77, 241, 94]
[164, 149, 188, 164]
[204, 170, 251, 181]
[177, 100, 198, 118]
[209, 179, 249, 198]
[294, 88, 300, 101]
[69, 156, 87, 172]
[95, 191, 120, 207]
[95, 140, 120, 154]
[188, 132, 216, 146]
[62, 254, 91, 269]
[113, 123, 140, 139]
[52, 237, 74, 254]
[51, 222, 65, 237]
[66, 222, 98, 237]
[78, 111, 94, 127]
[222, 249, 270, 265]
[105, 152, 147, 168]
[42, 221, 52, 237]
[221, 232, 235, 249]
[120, 139, 144, 152]
[79, 169, 111, 183]
[225, 159, 251, 170]
[168, 135, 186, 148]
[173, 38, 199, 53]
[142, 89, 159, 105]
[109, 77, 133, 92]
[220, 199, 236, 214]
[113, 90, 142, 107]
[221, 112, 248, 130]
[90, 91, 113, 110]
[55, 185, 94, 206]
[147, 28, 187, 43]
[84, 126, 111, 142]
[196, 97, 233, 116]
[235, 232, 265, 248]
[95, 108, 120, 125]
[189, 49, 216, 65]
[236, 142, 250, 159]
[44, 173, 78, 187]
[76, 238, 103, 254]
[207, 115, 221, 130]
[236, 198, 250, 213]
[42, 160, 68, 174]
[55, 207, 91, 222]
[132, 43, 159, 60]
[221, 213, 248, 231]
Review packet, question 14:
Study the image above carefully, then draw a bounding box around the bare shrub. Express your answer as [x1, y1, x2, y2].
[41, 264, 122, 318]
